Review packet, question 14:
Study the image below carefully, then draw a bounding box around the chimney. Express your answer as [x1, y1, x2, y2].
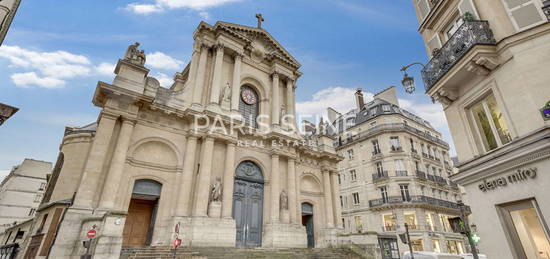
[355, 88, 365, 110]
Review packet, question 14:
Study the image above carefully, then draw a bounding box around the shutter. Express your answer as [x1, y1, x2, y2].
[427, 34, 442, 57]
[417, 0, 430, 20]
[458, 0, 479, 18]
[502, 0, 545, 30]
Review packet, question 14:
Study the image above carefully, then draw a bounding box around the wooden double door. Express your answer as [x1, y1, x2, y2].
[232, 178, 263, 247]
[122, 199, 156, 246]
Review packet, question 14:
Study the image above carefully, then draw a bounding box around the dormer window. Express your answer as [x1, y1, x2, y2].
[382, 105, 391, 113]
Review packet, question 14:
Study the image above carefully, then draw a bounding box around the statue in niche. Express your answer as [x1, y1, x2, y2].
[220, 82, 232, 108]
[124, 42, 146, 66]
[280, 106, 286, 125]
[280, 189, 288, 210]
[210, 177, 222, 202]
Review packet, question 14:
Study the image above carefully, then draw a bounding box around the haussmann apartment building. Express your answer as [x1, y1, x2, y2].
[331, 87, 469, 258]
[412, 0, 550, 258]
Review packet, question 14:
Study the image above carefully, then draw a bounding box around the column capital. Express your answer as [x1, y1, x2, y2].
[214, 42, 225, 51]
[121, 117, 137, 125]
[100, 110, 120, 120]
[234, 52, 244, 60]
[271, 70, 280, 79]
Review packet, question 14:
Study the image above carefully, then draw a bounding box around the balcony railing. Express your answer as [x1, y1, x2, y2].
[372, 171, 389, 182]
[422, 20, 496, 91]
[369, 195, 471, 212]
[434, 175, 448, 185]
[395, 170, 408, 177]
[416, 170, 427, 180]
[391, 146, 403, 152]
[427, 174, 436, 181]
[334, 123, 450, 148]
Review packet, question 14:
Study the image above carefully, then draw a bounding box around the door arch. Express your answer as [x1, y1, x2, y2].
[122, 179, 162, 246]
[232, 161, 264, 247]
[302, 202, 315, 248]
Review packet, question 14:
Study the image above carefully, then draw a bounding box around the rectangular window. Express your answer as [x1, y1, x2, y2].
[470, 94, 512, 152]
[390, 136, 401, 151]
[499, 199, 550, 258]
[404, 212, 417, 229]
[376, 162, 384, 175]
[400, 184, 411, 201]
[380, 186, 388, 203]
[39, 182, 46, 191]
[34, 194, 42, 203]
[350, 170, 357, 181]
[352, 192, 360, 205]
[426, 213, 435, 231]
[440, 215, 452, 232]
[383, 213, 397, 231]
[347, 149, 355, 159]
[372, 139, 381, 154]
[432, 239, 441, 253]
[411, 239, 424, 252]
[502, 0, 546, 31]
[340, 196, 344, 207]
[382, 104, 391, 112]
[355, 216, 363, 232]
[444, 14, 465, 41]
[417, 0, 430, 20]
[395, 159, 406, 176]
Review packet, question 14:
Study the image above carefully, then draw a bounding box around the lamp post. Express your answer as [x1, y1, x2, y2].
[0, 103, 19, 126]
[458, 200, 479, 259]
[400, 62, 426, 94]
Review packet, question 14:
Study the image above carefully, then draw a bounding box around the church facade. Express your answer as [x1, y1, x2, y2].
[19, 19, 342, 259]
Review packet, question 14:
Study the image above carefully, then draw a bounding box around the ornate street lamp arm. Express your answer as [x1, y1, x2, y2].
[400, 62, 426, 72]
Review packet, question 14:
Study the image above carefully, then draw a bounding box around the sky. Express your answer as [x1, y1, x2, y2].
[0, 0, 454, 177]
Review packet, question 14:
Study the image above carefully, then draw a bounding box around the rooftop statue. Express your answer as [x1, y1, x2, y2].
[124, 42, 146, 66]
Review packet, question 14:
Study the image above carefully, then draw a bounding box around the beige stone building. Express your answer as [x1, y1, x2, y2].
[17, 19, 342, 259]
[0, 159, 50, 233]
[0, 0, 22, 45]
[412, 0, 550, 258]
[331, 87, 467, 258]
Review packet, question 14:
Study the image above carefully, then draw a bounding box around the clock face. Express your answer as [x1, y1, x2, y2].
[241, 89, 257, 105]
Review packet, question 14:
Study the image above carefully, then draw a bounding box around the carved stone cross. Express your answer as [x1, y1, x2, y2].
[255, 13, 264, 29]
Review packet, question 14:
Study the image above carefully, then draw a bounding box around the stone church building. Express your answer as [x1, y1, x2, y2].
[19, 19, 342, 259]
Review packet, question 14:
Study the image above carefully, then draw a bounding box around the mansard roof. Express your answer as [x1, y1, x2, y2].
[195, 21, 301, 70]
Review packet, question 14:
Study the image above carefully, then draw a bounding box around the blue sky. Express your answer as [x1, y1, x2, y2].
[0, 0, 453, 175]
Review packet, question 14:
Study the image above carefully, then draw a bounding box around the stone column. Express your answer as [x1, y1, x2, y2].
[209, 43, 225, 105]
[193, 137, 215, 216]
[73, 112, 118, 208]
[222, 143, 236, 218]
[287, 158, 297, 224]
[99, 118, 136, 209]
[230, 53, 242, 112]
[330, 171, 342, 228]
[271, 72, 280, 126]
[323, 170, 334, 228]
[295, 170, 302, 222]
[286, 79, 295, 128]
[192, 43, 209, 106]
[177, 136, 198, 216]
[270, 154, 280, 222]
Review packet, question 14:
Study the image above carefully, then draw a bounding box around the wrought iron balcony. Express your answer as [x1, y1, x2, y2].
[416, 170, 427, 180]
[369, 195, 471, 213]
[422, 20, 496, 91]
[390, 146, 403, 152]
[372, 171, 389, 182]
[427, 174, 436, 182]
[395, 170, 408, 177]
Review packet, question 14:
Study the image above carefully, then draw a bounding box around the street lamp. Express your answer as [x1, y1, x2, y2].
[0, 103, 19, 126]
[400, 62, 426, 94]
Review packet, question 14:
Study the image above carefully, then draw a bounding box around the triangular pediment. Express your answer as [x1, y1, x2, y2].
[197, 21, 301, 69]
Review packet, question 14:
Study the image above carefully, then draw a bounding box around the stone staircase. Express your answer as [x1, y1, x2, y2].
[120, 246, 364, 259]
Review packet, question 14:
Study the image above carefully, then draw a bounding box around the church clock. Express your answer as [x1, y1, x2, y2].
[241, 89, 257, 105]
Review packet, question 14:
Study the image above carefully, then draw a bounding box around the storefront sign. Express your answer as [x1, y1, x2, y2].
[478, 168, 537, 192]
[541, 101, 550, 121]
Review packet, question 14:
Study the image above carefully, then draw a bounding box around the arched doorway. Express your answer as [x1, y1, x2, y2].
[122, 179, 162, 246]
[302, 202, 315, 248]
[232, 161, 264, 247]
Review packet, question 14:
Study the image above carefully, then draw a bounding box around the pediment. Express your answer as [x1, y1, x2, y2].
[197, 21, 301, 70]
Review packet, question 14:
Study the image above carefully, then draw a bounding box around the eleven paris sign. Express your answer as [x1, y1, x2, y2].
[478, 168, 537, 192]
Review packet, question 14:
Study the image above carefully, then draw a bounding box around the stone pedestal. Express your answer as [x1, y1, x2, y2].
[188, 217, 236, 247]
[262, 223, 307, 248]
[319, 228, 339, 248]
[280, 209, 290, 223]
[208, 201, 222, 218]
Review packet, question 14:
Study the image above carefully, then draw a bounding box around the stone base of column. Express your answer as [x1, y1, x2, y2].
[262, 223, 307, 248]
[318, 228, 339, 248]
[187, 216, 236, 247]
[280, 209, 290, 223]
[207, 201, 222, 218]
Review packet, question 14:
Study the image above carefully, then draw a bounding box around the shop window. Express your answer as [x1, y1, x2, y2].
[404, 212, 417, 229]
[499, 199, 550, 258]
[432, 239, 441, 253]
[469, 93, 512, 152]
[383, 214, 397, 231]
[440, 215, 453, 232]
[411, 239, 424, 251]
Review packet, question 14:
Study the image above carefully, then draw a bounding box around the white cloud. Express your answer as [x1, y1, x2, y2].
[125, 0, 242, 14]
[398, 98, 448, 129]
[95, 62, 116, 76]
[11, 72, 65, 88]
[198, 11, 210, 20]
[146, 52, 183, 70]
[154, 72, 174, 87]
[296, 87, 370, 119]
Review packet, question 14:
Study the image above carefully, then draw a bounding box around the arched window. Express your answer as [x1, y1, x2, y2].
[239, 85, 259, 128]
